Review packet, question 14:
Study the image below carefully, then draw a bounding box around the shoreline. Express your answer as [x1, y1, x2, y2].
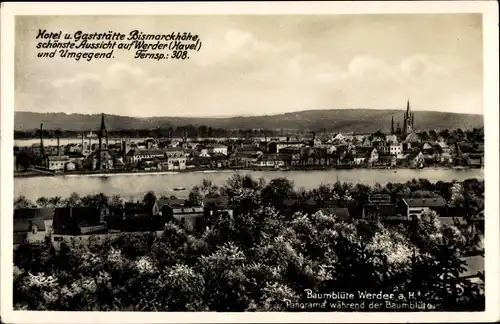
[14, 165, 482, 179]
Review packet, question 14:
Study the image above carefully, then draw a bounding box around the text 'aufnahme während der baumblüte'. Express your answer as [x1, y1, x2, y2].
[35, 29, 203, 62]
[285, 290, 437, 311]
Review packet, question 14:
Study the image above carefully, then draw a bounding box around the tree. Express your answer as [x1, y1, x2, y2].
[81, 193, 108, 207]
[439, 129, 451, 140]
[372, 130, 385, 139]
[16, 151, 32, 170]
[199, 242, 250, 311]
[63, 192, 82, 207]
[143, 191, 157, 206]
[187, 186, 203, 207]
[36, 197, 50, 208]
[261, 178, 294, 209]
[14, 196, 35, 209]
[109, 195, 123, 209]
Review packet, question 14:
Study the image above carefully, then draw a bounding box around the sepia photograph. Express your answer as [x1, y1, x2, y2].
[1, 1, 499, 323]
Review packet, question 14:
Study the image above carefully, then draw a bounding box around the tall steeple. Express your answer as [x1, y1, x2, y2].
[99, 113, 107, 135]
[403, 99, 414, 137]
[97, 113, 109, 171]
[391, 116, 395, 134]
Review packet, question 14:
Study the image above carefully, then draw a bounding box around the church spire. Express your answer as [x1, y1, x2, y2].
[100, 113, 106, 133]
[406, 99, 410, 116]
[391, 116, 394, 134]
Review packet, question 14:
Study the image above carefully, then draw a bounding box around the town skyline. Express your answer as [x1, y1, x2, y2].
[15, 14, 483, 118]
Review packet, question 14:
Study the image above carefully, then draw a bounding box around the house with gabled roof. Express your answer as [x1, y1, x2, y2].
[14, 208, 55, 246]
[401, 197, 447, 220]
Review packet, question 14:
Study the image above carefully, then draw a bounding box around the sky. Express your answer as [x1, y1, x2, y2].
[15, 14, 483, 117]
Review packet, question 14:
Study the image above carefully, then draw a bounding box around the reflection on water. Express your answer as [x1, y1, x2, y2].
[14, 168, 484, 202]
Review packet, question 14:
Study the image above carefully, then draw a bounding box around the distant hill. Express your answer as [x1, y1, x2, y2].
[14, 110, 483, 133]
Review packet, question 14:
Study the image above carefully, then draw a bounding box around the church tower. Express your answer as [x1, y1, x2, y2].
[391, 116, 395, 134]
[97, 113, 109, 170]
[403, 99, 414, 137]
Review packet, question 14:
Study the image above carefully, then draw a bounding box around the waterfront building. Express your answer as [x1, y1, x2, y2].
[205, 144, 229, 155]
[268, 141, 304, 154]
[46, 155, 70, 171]
[164, 147, 187, 170]
[377, 140, 403, 159]
[125, 149, 166, 164]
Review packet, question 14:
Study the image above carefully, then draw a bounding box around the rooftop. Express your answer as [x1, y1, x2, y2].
[402, 197, 447, 208]
[320, 207, 350, 221]
[363, 204, 399, 218]
[439, 216, 468, 227]
[14, 208, 55, 220]
[47, 155, 70, 161]
[172, 207, 204, 214]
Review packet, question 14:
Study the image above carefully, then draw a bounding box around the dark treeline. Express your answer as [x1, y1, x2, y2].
[14, 125, 283, 140]
[14, 126, 484, 142]
[13, 176, 484, 312]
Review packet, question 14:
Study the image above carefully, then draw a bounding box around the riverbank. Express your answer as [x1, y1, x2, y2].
[13, 165, 480, 179]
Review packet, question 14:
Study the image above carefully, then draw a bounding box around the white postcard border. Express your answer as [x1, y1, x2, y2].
[1, 1, 499, 323]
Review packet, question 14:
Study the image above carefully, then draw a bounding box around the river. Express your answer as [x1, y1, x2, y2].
[14, 168, 484, 202]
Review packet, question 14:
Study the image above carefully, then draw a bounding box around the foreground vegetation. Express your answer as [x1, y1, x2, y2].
[13, 176, 485, 311]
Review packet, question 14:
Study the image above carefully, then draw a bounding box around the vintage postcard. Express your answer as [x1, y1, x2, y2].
[1, 1, 499, 323]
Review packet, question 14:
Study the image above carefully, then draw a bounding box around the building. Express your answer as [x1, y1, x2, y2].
[470, 210, 485, 233]
[407, 151, 425, 167]
[377, 154, 397, 167]
[206, 144, 228, 156]
[391, 99, 416, 138]
[439, 216, 468, 228]
[46, 155, 70, 171]
[320, 206, 351, 222]
[165, 147, 187, 170]
[401, 197, 447, 220]
[378, 140, 403, 159]
[125, 149, 166, 164]
[368, 194, 392, 204]
[53, 207, 104, 235]
[365, 148, 379, 164]
[210, 153, 231, 168]
[269, 141, 304, 154]
[253, 154, 285, 168]
[362, 204, 404, 223]
[97, 113, 112, 170]
[353, 148, 378, 165]
[162, 205, 205, 231]
[13, 208, 55, 246]
[157, 198, 186, 211]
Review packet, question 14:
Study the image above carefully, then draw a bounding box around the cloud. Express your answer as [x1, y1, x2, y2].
[400, 55, 450, 78]
[197, 29, 299, 68]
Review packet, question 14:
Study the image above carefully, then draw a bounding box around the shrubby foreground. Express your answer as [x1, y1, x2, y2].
[13, 175, 484, 311]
